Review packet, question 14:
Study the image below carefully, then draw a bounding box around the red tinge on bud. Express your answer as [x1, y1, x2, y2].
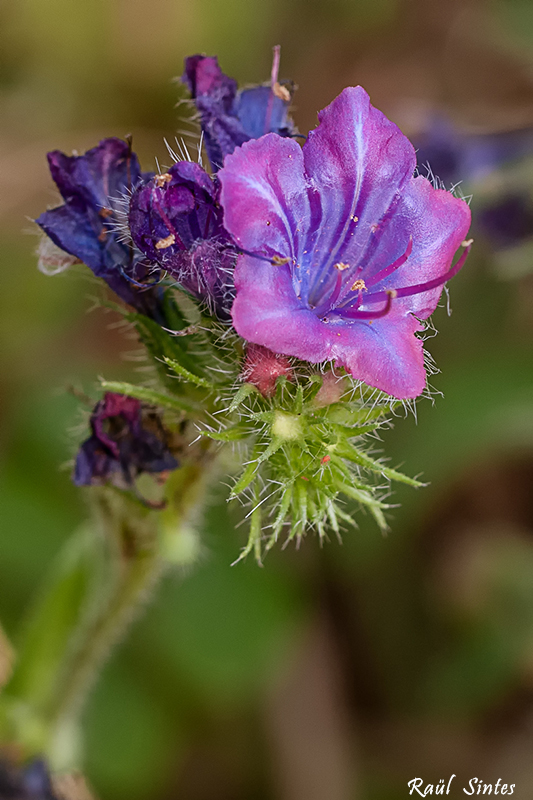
[242, 344, 293, 397]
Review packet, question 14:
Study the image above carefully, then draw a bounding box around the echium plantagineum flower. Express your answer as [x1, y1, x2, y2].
[183, 46, 296, 172]
[35, 137, 166, 321]
[128, 161, 237, 318]
[218, 86, 472, 399]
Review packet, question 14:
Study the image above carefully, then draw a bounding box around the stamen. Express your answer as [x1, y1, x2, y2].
[265, 45, 288, 133]
[334, 262, 350, 271]
[361, 240, 473, 305]
[154, 173, 172, 188]
[339, 290, 395, 321]
[366, 237, 413, 288]
[271, 255, 291, 265]
[273, 83, 291, 102]
[270, 44, 281, 88]
[350, 279, 366, 292]
[155, 234, 176, 250]
[152, 197, 186, 250]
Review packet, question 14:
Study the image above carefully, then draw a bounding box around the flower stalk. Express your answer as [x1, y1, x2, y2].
[0, 458, 214, 769]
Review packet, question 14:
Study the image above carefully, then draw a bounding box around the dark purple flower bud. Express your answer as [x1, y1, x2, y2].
[415, 118, 533, 249]
[477, 192, 533, 249]
[182, 47, 296, 171]
[36, 138, 164, 320]
[415, 115, 533, 185]
[0, 758, 58, 800]
[219, 87, 472, 399]
[73, 393, 178, 488]
[129, 162, 237, 318]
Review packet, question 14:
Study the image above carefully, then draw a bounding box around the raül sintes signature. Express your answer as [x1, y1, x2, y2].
[408, 776, 515, 795]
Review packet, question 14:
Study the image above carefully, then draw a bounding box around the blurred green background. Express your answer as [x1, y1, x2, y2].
[2, 0, 533, 797]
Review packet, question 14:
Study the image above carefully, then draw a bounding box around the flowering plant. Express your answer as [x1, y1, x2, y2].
[0, 48, 471, 777]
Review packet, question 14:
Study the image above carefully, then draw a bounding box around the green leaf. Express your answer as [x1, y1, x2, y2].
[256, 437, 284, 465]
[228, 383, 260, 413]
[230, 461, 258, 498]
[164, 358, 215, 390]
[232, 487, 263, 565]
[99, 381, 198, 414]
[200, 425, 251, 442]
[337, 482, 389, 531]
[335, 441, 425, 487]
[267, 484, 294, 549]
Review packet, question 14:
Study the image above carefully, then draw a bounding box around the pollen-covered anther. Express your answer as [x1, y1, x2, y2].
[334, 262, 350, 271]
[273, 82, 291, 102]
[271, 255, 291, 265]
[386, 289, 398, 298]
[462, 238, 474, 247]
[99, 207, 114, 218]
[351, 279, 366, 291]
[154, 173, 172, 188]
[155, 234, 176, 250]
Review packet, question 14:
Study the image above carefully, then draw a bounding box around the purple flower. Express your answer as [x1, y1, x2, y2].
[182, 47, 296, 171]
[128, 161, 236, 317]
[477, 192, 533, 249]
[415, 117, 533, 249]
[0, 758, 58, 800]
[74, 393, 178, 488]
[218, 87, 472, 399]
[36, 138, 164, 319]
[415, 115, 533, 186]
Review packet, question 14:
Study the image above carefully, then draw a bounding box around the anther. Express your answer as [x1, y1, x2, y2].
[351, 279, 366, 291]
[271, 255, 291, 265]
[273, 82, 291, 102]
[99, 207, 113, 218]
[334, 262, 350, 271]
[154, 173, 172, 188]
[155, 234, 176, 250]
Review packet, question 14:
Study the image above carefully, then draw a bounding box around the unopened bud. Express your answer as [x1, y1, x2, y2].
[242, 344, 293, 398]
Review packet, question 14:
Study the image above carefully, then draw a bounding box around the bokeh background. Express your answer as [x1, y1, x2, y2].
[2, 0, 533, 797]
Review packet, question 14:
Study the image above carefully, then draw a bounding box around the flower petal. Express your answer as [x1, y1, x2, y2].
[232, 255, 427, 397]
[355, 175, 471, 320]
[219, 133, 310, 263]
[301, 87, 416, 297]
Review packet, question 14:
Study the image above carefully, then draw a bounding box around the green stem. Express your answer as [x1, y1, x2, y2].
[50, 546, 163, 731]
[47, 460, 211, 757]
[0, 457, 214, 768]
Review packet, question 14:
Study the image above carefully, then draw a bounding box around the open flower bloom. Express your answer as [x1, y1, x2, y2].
[183, 49, 296, 172]
[129, 161, 237, 318]
[219, 87, 472, 398]
[74, 393, 178, 488]
[36, 138, 164, 320]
